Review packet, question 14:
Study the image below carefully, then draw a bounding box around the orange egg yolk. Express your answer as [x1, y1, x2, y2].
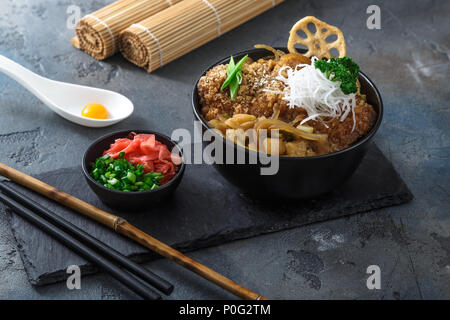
[81, 103, 108, 119]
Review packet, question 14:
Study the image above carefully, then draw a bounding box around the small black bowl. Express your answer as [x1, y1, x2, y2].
[192, 48, 383, 200]
[82, 130, 185, 210]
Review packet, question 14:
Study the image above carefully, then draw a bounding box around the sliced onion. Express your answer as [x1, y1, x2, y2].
[269, 124, 328, 142]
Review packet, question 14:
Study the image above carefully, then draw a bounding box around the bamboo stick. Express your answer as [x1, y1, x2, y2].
[0, 162, 267, 300]
[119, 0, 284, 72]
[74, 0, 184, 60]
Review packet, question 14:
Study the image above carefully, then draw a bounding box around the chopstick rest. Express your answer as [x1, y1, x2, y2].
[0, 191, 161, 300]
[0, 182, 173, 295]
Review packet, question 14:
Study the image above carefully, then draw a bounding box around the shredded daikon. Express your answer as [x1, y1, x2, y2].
[266, 57, 356, 130]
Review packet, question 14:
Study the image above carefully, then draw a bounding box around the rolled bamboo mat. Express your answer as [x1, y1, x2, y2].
[74, 0, 183, 60]
[119, 0, 284, 72]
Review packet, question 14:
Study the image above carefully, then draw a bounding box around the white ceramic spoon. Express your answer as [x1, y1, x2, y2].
[0, 55, 133, 128]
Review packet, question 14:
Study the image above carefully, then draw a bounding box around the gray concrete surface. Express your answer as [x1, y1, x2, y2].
[0, 0, 449, 299]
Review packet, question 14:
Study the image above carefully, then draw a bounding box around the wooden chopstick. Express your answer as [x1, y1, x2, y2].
[0, 191, 161, 300]
[0, 181, 173, 295]
[0, 162, 267, 300]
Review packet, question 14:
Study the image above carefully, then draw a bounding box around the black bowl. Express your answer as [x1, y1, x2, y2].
[82, 130, 185, 210]
[192, 48, 383, 199]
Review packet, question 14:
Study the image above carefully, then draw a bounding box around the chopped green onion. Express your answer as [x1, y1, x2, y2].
[108, 178, 119, 186]
[127, 172, 136, 183]
[90, 155, 164, 192]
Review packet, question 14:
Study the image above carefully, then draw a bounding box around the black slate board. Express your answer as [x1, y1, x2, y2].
[2, 145, 412, 286]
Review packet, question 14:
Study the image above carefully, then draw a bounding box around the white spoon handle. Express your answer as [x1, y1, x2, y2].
[0, 55, 48, 98]
[0, 55, 133, 127]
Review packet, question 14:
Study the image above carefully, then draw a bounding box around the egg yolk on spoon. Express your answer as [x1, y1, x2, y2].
[81, 103, 109, 119]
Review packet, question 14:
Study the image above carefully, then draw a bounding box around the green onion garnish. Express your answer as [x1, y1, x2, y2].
[90, 153, 163, 192]
[221, 54, 248, 100]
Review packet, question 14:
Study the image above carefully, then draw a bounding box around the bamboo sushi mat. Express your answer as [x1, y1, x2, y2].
[73, 0, 284, 71]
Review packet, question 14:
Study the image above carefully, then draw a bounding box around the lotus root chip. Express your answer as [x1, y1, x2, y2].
[287, 16, 346, 59]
